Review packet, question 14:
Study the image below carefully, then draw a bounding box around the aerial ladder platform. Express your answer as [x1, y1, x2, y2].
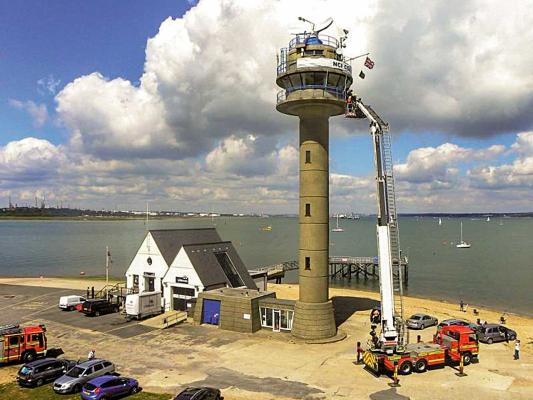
[346, 97, 407, 353]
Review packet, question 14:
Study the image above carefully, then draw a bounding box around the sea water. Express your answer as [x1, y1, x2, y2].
[0, 217, 531, 315]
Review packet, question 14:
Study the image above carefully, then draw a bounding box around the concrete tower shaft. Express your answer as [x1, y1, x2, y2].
[276, 30, 353, 340]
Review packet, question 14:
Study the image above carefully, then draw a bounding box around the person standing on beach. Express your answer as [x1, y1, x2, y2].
[460, 299, 464, 312]
[514, 340, 520, 360]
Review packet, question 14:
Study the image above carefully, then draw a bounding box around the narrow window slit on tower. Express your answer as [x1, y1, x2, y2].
[305, 203, 311, 217]
[305, 150, 311, 163]
[305, 257, 311, 270]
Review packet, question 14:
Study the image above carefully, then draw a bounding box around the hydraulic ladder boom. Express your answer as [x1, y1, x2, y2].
[348, 98, 406, 353]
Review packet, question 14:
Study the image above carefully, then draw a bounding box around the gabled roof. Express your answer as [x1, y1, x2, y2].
[149, 228, 222, 266]
[183, 241, 257, 290]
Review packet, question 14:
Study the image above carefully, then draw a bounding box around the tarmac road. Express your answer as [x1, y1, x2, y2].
[0, 284, 154, 338]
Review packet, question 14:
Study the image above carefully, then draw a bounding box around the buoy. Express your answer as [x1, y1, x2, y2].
[80, 271, 86, 276]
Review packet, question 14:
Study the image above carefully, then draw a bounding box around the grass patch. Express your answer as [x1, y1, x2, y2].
[0, 382, 171, 399]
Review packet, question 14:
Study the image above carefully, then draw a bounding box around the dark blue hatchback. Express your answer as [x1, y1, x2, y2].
[81, 375, 139, 399]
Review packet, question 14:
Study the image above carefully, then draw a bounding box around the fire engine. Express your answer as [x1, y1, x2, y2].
[0, 324, 48, 364]
[346, 99, 480, 376]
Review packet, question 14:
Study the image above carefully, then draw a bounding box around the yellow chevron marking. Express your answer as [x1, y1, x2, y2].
[363, 351, 379, 372]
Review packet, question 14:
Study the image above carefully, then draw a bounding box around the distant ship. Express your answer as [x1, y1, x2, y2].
[261, 225, 272, 232]
[456, 221, 471, 248]
[332, 214, 344, 232]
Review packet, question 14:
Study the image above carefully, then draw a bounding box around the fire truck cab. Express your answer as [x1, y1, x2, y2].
[434, 325, 479, 365]
[0, 324, 48, 364]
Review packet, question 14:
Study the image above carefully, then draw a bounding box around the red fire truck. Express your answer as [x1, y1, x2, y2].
[0, 324, 48, 364]
[363, 325, 479, 375]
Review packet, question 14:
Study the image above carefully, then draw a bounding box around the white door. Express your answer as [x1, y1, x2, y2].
[273, 310, 281, 332]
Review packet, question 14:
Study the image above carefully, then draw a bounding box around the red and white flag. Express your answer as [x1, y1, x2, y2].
[364, 56, 375, 69]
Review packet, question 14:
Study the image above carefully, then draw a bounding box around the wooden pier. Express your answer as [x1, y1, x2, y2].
[254, 256, 409, 284]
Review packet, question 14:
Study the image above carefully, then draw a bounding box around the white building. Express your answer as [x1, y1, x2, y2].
[125, 228, 257, 311]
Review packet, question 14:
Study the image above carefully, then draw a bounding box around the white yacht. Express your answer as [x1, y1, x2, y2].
[456, 221, 471, 248]
[332, 214, 344, 232]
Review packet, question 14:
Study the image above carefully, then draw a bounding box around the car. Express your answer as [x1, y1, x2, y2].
[477, 323, 517, 344]
[53, 359, 115, 394]
[406, 313, 438, 330]
[81, 375, 139, 399]
[16, 358, 76, 387]
[59, 295, 86, 311]
[437, 319, 479, 332]
[81, 299, 119, 317]
[174, 387, 223, 400]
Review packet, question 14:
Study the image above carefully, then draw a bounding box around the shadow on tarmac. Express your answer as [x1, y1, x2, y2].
[332, 296, 380, 326]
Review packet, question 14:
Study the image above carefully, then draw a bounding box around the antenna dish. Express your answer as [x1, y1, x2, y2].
[315, 17, 333, 34]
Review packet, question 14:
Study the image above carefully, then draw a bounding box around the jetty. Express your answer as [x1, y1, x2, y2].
[254, 256, 409, 284]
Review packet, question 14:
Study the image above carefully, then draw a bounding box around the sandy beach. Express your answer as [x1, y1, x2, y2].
[0, 277, 532, 399]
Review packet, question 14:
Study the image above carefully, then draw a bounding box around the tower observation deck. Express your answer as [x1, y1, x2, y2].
[276, 19, 353, 340]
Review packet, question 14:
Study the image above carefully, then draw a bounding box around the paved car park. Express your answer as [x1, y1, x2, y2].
[0, 284, 154, 339]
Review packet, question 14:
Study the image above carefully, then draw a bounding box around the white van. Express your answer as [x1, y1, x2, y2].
[58, 295, 86, 311]
[125, 291, 162, 320]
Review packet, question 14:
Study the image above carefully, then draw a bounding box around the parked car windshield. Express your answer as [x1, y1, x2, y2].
[410, 315, 421, 320]
[19, 366, 31, 375]
[66, 366, 84, 377]
[84, 383, 97, 390]
[176, 388, 201, 399]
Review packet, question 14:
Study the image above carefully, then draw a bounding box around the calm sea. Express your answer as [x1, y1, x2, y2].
[0, 217, 531, 316]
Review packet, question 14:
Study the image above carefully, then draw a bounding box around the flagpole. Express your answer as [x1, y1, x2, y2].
[105, 246, 109, 287]
[346, 52, 370, 62]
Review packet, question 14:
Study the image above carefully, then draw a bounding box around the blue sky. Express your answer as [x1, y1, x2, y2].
[0, 1, 191, 143]
[0, 0, 531, 213]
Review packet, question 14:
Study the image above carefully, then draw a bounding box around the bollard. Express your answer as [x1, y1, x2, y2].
[455, 354, 467, 377]
[417, 335, 421, 343]
[388, 361, 401, 387]
[356, 341, 362, 364]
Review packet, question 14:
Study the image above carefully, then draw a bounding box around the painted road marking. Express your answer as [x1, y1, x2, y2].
[0, 289, 70, 312]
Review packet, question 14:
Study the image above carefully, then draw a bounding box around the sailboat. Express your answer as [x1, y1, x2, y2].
[486, 216, 491, 222]
[332, 214, 344, 232]
[438, 217, 442, 226]
[456, 221, 471, 248]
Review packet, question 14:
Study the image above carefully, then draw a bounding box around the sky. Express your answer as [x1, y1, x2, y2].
[1, 0, 532, 214]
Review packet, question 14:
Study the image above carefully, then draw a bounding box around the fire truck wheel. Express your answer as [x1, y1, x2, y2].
[415, 359, 428, 373]
[22, 351, 35, 362]
[36, 378, 44, 387]
[463, 352, 472, 365]
[399, 361, 413, 375]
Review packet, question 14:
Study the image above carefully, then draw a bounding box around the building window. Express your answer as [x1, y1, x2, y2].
[147, 257, 152, 265]
[305, 203, 311, 217]
[305, 150, 311, 163]
[260, 307, 294, 331]
[147, 277, 155, 292]
[305, 257, 311, 270]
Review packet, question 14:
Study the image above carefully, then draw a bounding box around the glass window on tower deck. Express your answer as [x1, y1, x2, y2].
[276, 33, 353, 103]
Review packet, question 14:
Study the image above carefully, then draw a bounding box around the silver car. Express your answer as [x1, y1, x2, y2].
[53, 359, 115, 394]
[406, 313, 438, 330]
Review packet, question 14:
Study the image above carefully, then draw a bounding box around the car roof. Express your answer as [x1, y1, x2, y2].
[76, 359, 107, 368]
[24, 358, 59, 367]
[483, 323, 500, 328]
[411, 313, 428, 317]
[87, 375, 116, 386]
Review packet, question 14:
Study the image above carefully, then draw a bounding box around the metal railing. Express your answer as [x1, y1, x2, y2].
[277, 85, 346, 104]
[288, 34, 339, 50]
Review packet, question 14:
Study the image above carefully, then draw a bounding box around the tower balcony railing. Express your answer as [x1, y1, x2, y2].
[288, 34, 339, 50]
[277, 85, 347, 104]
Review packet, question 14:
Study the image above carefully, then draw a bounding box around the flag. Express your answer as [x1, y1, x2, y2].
[359, 70, 366, 79]
[364, 56, 375, 69]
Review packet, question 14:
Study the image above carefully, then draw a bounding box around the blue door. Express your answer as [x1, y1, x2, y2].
[202, 299, 221, 325]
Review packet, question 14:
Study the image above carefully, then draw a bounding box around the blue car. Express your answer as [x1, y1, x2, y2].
[81, 375, 139, 399]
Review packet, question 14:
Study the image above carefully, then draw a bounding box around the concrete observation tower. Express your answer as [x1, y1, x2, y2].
[276, 18, 353, 340]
